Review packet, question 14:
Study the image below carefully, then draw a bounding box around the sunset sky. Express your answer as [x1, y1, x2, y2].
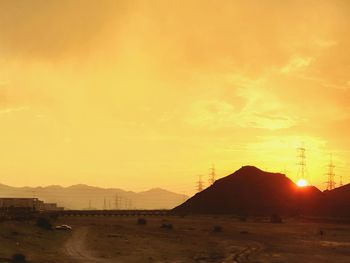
[0, 0, 349, 194]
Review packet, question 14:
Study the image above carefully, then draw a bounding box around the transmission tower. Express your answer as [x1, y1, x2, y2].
[297, 146, 307, 181]
[115, 193, 120, 210]
[208, 164, 216, 186]
[124, 198, 132, 209]
[340, 175, 343, 187]
[196, 175, 204, 192]
[326, 154, 336, 190]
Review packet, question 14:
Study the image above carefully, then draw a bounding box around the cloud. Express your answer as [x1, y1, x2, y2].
[0, 0, 127, 60]
[0, 0, 350, 189]
[0, 106, 29, 115]
[187, 98, 297, 130]
[281, 56, 313, 74]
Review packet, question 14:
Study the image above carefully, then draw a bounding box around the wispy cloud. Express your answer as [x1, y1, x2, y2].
[186, 99, 297, 130]
[280, 56, 313, 74]
[0, 106, 29, 115]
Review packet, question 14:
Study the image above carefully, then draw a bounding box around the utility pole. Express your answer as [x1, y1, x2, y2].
[326, 154, 336, 190]
[196, 175, 204, 192]
[103, 197, 107, 210]
[88, 199, 92, 210]
[208, 164, 216, 186]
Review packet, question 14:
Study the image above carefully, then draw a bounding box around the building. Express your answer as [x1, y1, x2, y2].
[43, 203, 64, 211]
[0, 198, 40, 210]
[0, 198, 63, 211]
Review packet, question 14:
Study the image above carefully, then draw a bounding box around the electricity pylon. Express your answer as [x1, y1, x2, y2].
[297, 146, 307, 181]
[196, 175, 204, 192]
[326, 154, 336, 190]
[208, 164, 216, 186]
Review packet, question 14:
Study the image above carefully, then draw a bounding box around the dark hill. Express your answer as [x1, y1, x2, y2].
[323, 183, 350, 217]
[173, 166, 324, 216]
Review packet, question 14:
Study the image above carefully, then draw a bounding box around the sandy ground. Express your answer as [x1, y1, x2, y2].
[0, 220, 69, 262]
[61, 216, 350, 263]
[1, 216, 350, 262]
[63, 226, 110, 263]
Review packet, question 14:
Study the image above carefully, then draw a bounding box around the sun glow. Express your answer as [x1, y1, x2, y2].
[297, 179, 308, 187]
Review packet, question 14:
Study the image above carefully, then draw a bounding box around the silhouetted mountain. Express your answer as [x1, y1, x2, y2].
[136, 188, 187, 209]
[323, 183, 350, 216]
[174, 166, 324, 216]
[0, 183, 188, 210]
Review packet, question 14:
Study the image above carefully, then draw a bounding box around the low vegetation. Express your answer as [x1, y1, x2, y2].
[213, 225, 222, 232]
[270, 214, 283, 223]
[36, 217, 52, 230]
[160, 222, 173, 229]
[137, 218, 147, 225]
[11, 253, 26, 263]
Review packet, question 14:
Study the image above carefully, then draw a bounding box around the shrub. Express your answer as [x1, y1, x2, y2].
[213, 225, 222, 232]
[137, 218, 147, 225]
[11, 253, 26, 262]
[270, 214, 283, 224]
[36, 217, 52, 230]
[161, 223, 173, 229]
[49, 213, 59, 220]
[238, 216, 247, 222]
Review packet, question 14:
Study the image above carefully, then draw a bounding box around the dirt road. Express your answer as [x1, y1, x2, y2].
[64, 227, 110, 263]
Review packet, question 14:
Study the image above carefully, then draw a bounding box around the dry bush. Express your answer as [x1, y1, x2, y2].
[11, 253, 26, 262]
[270, 214, 283, 223]
[137, 218, 147, 225]
[161, 223, 173, 229]
[238, 216, 247, 222]
[36, 217, 52, 230]
[213, 225, 222, 232]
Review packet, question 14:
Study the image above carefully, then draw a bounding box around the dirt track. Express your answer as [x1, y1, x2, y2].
[64, 227, 110, 263]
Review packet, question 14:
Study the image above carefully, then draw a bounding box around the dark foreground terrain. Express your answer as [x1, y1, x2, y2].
[1, 216, 350, 263]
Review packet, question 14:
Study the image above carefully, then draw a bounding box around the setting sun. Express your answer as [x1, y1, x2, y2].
[297, 179, 309, 187]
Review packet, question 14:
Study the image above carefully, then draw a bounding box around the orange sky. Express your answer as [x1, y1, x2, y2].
[0, 0, 349, 194]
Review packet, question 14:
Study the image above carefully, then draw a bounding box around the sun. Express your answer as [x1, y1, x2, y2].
[296, 179, 308, 187]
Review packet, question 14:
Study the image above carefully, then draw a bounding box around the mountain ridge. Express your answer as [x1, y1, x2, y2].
[174, 165, 343, 216]
[0, 183, 188, 210]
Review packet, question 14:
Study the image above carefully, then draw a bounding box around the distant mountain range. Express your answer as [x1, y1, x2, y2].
[0, 183, 188, 210]
[174, 166, 350, 217]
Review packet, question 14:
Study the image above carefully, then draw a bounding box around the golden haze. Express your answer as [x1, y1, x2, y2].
[0, 0, 349, 194]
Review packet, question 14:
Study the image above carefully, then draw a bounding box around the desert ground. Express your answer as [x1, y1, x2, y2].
[1, 215, 350, 263]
